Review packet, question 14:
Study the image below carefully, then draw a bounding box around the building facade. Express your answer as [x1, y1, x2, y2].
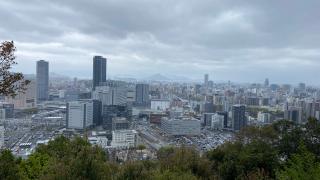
[161, 117, 200, 136]
[5, 80, 36, 109]
[36, 60, 49, 102]
[151, 99, 170, 111]
[111, 130, 137, 149]
[135, 84, 149, 106]
[92, 80, 127, 106]
[92, 56, 107, 90]
[66, 101, 93, 129]
[232, 105, 247, 131]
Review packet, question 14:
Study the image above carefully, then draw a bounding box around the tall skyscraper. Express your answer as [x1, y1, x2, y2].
[232, 104, 247, 131]
[204, 74, 209, 87]
[36, 60, 49, 102]
[264, 78, 269, 87]
[135, 84, 149, 106]
[93, 56, 107, 90]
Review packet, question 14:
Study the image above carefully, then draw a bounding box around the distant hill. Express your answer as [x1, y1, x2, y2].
[144, 73, 171, 81]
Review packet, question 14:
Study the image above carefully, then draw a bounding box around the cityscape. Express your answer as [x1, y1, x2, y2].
[1, 55, 319, 172]
[1, 0, 320, 179]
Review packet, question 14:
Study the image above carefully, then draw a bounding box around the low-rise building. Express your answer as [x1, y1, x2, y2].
[161, 117, 200, 136]
[151, 99, 170, 111]
[111, 130, 137, 149]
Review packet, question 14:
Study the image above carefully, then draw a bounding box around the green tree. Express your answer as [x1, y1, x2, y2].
[19, 152, 50, 179]
[0, 41, 30, 97]
[277, 143, 320, 180]
[0, 150, 21, 180]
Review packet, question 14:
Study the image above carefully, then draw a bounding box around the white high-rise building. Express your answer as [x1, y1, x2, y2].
[257, 112, 271, 124]
[66, 101, 93, 129]
[111, 129, 137, 149]
[92, 81, 127, 106]
[204, 74, 209, 87]
[211, 113, 224, 130]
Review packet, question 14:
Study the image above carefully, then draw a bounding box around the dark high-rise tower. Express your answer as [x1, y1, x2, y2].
[264, 78, 269, 87]
[92, 56, 107, 90]
[36, 60, 49, 102]
[135, 84, 149, 106]
[232, 104, 247, 131]
[204, 74, 209, 87]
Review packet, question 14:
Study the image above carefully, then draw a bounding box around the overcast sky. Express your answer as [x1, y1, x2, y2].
[1, 0, 320, 84]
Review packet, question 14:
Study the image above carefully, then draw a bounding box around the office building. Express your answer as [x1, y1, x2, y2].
[102, 104, 132, 130]
[284, 107, 303, 124]
[260, 98, 270, 106]
[211, 113, 225, 130]
[151, 99, 170, 111]
[2, 104, 14, 118]
[203, 102, 214, 113]
[204, 74, 209, 87]
[5, 80, 36, 109]
[257, 112, 271, 124]
[217, 111, 229, 128]
[246, 97, 259, 106]
[112, 117, 129, 130]
[298, 83, 306, 92]
[0, 109, 5, 120]
[66, 101, 93, 129]
[203, 113, 215, 127]
[127, 88, 135, 103]
[232, 105, 247, 131]
[111, 129, 137, 149]
[92, 56, 107, 90]
[92, 100, 102, 126]
[135, 84, 149, 106]
[92, 80, 127, 106]
[161, 117, 201, 136]
[36, 60, 49, 101]
[264, 78, 269, 87]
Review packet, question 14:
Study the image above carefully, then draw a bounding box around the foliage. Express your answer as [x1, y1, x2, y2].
[0, 41, 30, 97]
[0, 119, 320, 179]
[276, 143, 320, 180]
[0, 150, 21, 180]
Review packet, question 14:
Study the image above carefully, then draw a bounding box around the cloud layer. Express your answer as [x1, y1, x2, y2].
[1, 0, 320, 84]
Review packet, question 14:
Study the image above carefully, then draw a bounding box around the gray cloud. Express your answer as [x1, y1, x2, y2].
[1, 0, 320, 84]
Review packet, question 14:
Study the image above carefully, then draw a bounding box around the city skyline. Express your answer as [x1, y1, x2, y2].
[1, 0, 320, 84]
[1, 1, 320, 179]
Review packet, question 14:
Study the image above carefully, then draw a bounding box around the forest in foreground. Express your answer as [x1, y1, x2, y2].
[1, 119, 320, 180]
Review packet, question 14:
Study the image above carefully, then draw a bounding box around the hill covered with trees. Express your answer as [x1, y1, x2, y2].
[1, 118, 320, 180]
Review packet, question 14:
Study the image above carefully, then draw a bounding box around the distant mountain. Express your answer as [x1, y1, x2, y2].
[50, 72, 70, 80]
[144, 73, 170, 81]
[169, 74, 191, 81]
